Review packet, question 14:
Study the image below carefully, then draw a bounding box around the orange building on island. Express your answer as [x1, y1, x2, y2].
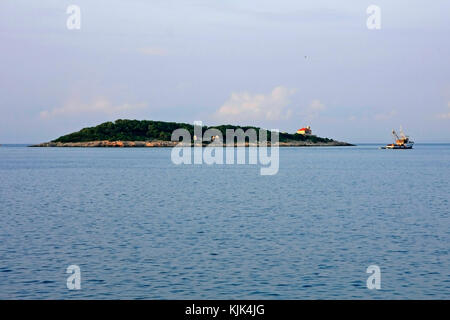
[296, 126, 312, 135]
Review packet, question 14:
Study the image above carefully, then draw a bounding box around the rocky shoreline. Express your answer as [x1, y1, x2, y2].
[30, 140, 353, 147]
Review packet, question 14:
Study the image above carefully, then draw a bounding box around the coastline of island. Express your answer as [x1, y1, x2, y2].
[31, 140, 353, 147]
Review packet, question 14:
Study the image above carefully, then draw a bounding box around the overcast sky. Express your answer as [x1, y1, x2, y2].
[1, 0, 449, 143]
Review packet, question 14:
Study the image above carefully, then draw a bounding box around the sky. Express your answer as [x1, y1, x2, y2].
[0, 0, 449, 143]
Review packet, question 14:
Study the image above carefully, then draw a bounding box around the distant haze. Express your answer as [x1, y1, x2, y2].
[1, 0, 449, 143]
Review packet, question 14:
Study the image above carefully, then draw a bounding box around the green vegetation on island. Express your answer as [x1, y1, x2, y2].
[52, 119, 337, 144]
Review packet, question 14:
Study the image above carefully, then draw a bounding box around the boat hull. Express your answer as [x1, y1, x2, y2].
[381, 144, 413, 149]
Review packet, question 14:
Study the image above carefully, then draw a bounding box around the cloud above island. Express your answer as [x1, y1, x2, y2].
[302, 99, 326, 120]
[214, 86, 297, 122]
[40, 97, 147, 119]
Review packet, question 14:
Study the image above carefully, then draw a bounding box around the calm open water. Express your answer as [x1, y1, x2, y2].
[0, 144, 449, 299]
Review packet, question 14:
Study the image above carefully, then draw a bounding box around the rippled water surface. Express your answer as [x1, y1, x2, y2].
[0, 144, 449, 299]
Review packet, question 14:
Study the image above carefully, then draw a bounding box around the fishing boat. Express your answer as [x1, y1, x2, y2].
[381, 127, 414, 149]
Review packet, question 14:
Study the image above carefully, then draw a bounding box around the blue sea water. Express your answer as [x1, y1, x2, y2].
[0, 144, 449, 299]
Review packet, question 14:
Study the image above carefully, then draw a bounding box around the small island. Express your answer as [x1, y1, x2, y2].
[31, 119, 353, 147]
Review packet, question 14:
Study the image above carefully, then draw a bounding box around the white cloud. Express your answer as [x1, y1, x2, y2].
[437, 102, 450, 119]
[137, 47, 168, 56]
[304, 99, 326, 119]
[40, 97, 147, 119]
[309, 99, 326, 111]
[215, 86, 296, 122]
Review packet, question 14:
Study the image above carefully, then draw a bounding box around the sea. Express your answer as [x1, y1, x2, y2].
[0, 144, 449, 299]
